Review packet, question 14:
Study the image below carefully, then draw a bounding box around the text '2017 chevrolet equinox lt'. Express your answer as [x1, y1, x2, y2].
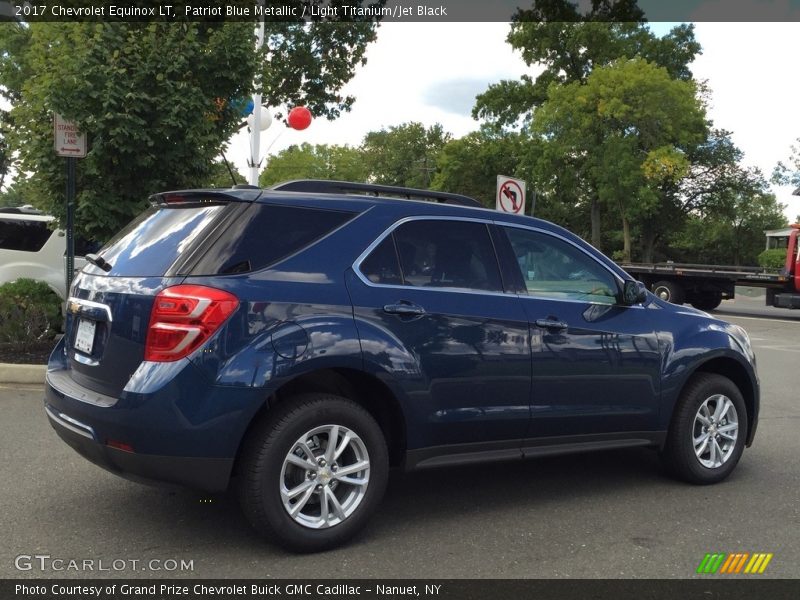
[45, 180, 759, 551]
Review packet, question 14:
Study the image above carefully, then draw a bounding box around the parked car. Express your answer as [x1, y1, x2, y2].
[44, 181, 759, 552]
[0, 206, 88, 299]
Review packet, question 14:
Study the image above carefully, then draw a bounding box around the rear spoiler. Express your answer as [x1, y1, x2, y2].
[149, 188, 262, 205]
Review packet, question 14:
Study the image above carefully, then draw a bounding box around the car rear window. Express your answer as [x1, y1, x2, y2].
[188, 204, 355, 275]
[0, 218, 53, 252]
[89, 204, 226, 276]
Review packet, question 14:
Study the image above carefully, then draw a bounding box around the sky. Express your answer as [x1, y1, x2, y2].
[228, 21, 800, 220]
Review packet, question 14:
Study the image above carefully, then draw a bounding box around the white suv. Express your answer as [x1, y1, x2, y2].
[0, 207, 87, 299]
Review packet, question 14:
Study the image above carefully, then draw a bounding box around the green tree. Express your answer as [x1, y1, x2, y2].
[260, 21, 379, 122]
[361, 122, 450, 188]
[0, 181, 26, 207]
[473, 3, 700, 247]
[671, 181, 786, 266]
[432, 126, 530, 208]
[773, 138, 800, 192]
[258, 143, 368, 187]
[637, 128, 760, 262]
[474, 4, 699, 125]
[0, 17, 379, 240]
[202, 159, 247, 188]
[531, 58, 706, 261]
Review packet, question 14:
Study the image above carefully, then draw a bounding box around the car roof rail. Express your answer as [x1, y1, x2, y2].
[270, 179, 483, 208]
[0, 205, 44, 215]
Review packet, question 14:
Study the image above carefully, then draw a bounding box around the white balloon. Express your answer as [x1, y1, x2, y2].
[247, 109, 272, 131]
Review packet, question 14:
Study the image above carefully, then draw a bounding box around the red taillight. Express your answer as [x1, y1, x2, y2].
[144, 285, 239, 362]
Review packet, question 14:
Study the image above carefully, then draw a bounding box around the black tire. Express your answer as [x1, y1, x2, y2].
[652, 280, 685, 305]
[691, 293, 723, 311]
[661, 373, 747, 485]
[237, 393, 388, 552]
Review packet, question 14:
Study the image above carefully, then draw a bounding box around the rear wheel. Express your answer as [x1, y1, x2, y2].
[661, 373, 747, 484]
[238, 393, 388, 552]
[691, 293, 723, 311]
[652, 280, 685, 305]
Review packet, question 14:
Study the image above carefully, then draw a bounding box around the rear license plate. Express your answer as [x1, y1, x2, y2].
[74, 319, 96, 354]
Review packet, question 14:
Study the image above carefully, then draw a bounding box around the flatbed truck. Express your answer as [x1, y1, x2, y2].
[620, 224, 800, 311]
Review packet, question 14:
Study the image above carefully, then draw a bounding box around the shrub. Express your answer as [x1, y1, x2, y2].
[757, 248, 787, 270]
[0, 279, 63, 344]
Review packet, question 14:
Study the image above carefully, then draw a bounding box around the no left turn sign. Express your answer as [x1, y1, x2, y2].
[496, 175, 526, 214]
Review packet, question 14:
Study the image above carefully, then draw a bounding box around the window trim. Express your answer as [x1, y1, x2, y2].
[354, 216, 635, 306]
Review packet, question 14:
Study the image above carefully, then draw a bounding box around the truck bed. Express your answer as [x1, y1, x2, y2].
[620, 262, 789, 287]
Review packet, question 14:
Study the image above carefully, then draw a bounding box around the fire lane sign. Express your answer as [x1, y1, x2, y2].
[496, 175, 526, 215]
[54, 113, 87, 158]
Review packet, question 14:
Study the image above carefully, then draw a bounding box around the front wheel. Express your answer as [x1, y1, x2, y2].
[661, 373, 747, 484]
[238, 393, 389, 552]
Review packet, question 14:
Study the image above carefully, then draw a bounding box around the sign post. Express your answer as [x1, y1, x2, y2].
[496, 175, 527, 215]
[54, 113, 87, 293]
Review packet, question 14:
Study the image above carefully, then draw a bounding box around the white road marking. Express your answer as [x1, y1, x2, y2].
[720, 314, 800, 326]
[756, 345, 800, 353]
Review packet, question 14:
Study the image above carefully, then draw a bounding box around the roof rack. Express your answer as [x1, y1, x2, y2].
[270, 179, 482, 208]
[0, 205, 43, 215]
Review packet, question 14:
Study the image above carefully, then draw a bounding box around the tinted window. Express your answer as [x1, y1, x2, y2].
[191, 204, 354, 275]
[360, 236, 402, 285]
[504, 227, 618, 304]
[392, 220, 502, 292]
[90, 204, 226, 276]
[0, 218, 52, 252]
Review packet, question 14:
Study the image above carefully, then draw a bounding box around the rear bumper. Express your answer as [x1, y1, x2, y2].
[43, 339, 265, 492]
[44, 402, 233, 492]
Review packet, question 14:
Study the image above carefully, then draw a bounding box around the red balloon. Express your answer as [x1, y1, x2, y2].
[287, 106, 312, 131]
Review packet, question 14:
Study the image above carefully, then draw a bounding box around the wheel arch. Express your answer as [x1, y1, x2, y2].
[682, 356, 758, 447]
[234, 368, 408, 472]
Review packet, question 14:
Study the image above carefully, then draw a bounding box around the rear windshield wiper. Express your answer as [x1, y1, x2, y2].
[85, 253, 113, 272]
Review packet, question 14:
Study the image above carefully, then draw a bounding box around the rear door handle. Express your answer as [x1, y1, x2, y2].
[383, 301, 426, 316]
[535, 318, 568, 330]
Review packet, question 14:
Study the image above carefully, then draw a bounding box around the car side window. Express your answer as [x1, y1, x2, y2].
[504, 227, 619, 304]
[391, 220, 502, 292]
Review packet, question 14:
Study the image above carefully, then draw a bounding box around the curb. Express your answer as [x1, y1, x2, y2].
[0, 363, 46, 385]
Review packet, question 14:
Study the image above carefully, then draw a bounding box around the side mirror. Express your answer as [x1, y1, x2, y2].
[622, 280, 648, 306]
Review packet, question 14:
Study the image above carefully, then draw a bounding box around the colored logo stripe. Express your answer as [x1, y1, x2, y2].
[697, 553, 726, 573]
[745, 553, 773, 574]
[697, 552, 773, 574]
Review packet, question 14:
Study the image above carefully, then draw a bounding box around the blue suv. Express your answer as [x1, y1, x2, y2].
[45, 180, 759, 551]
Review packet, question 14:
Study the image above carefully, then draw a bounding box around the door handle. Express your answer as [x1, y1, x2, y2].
[535, 318, 568, 330]
[383, 301, 426, 316]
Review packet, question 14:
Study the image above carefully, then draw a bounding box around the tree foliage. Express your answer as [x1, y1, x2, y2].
[531, 58, 706, 260]
[672, 183, 786, 267]
[259, 142, 367, 187]
[0, 17, 379, 240]
[260, 21, 379, 121]
[432, 126, 529, 209]
[361, 122, 450, 188]
[773, 138, 800, 192]
[474, 2, 700, 126]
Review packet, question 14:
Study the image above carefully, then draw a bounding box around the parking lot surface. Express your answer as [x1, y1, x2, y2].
[2, 299, 798, 579]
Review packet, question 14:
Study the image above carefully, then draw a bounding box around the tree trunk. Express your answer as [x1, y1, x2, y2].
[642, 232, 657, 263]
[622, 215, 631, 263]
[591, 197, 602, 250]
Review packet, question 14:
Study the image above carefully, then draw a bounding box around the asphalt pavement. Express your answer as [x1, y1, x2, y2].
[2, 293, 798, 579]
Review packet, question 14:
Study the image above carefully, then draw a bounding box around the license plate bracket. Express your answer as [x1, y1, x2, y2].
[74, 319, 96, 355]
